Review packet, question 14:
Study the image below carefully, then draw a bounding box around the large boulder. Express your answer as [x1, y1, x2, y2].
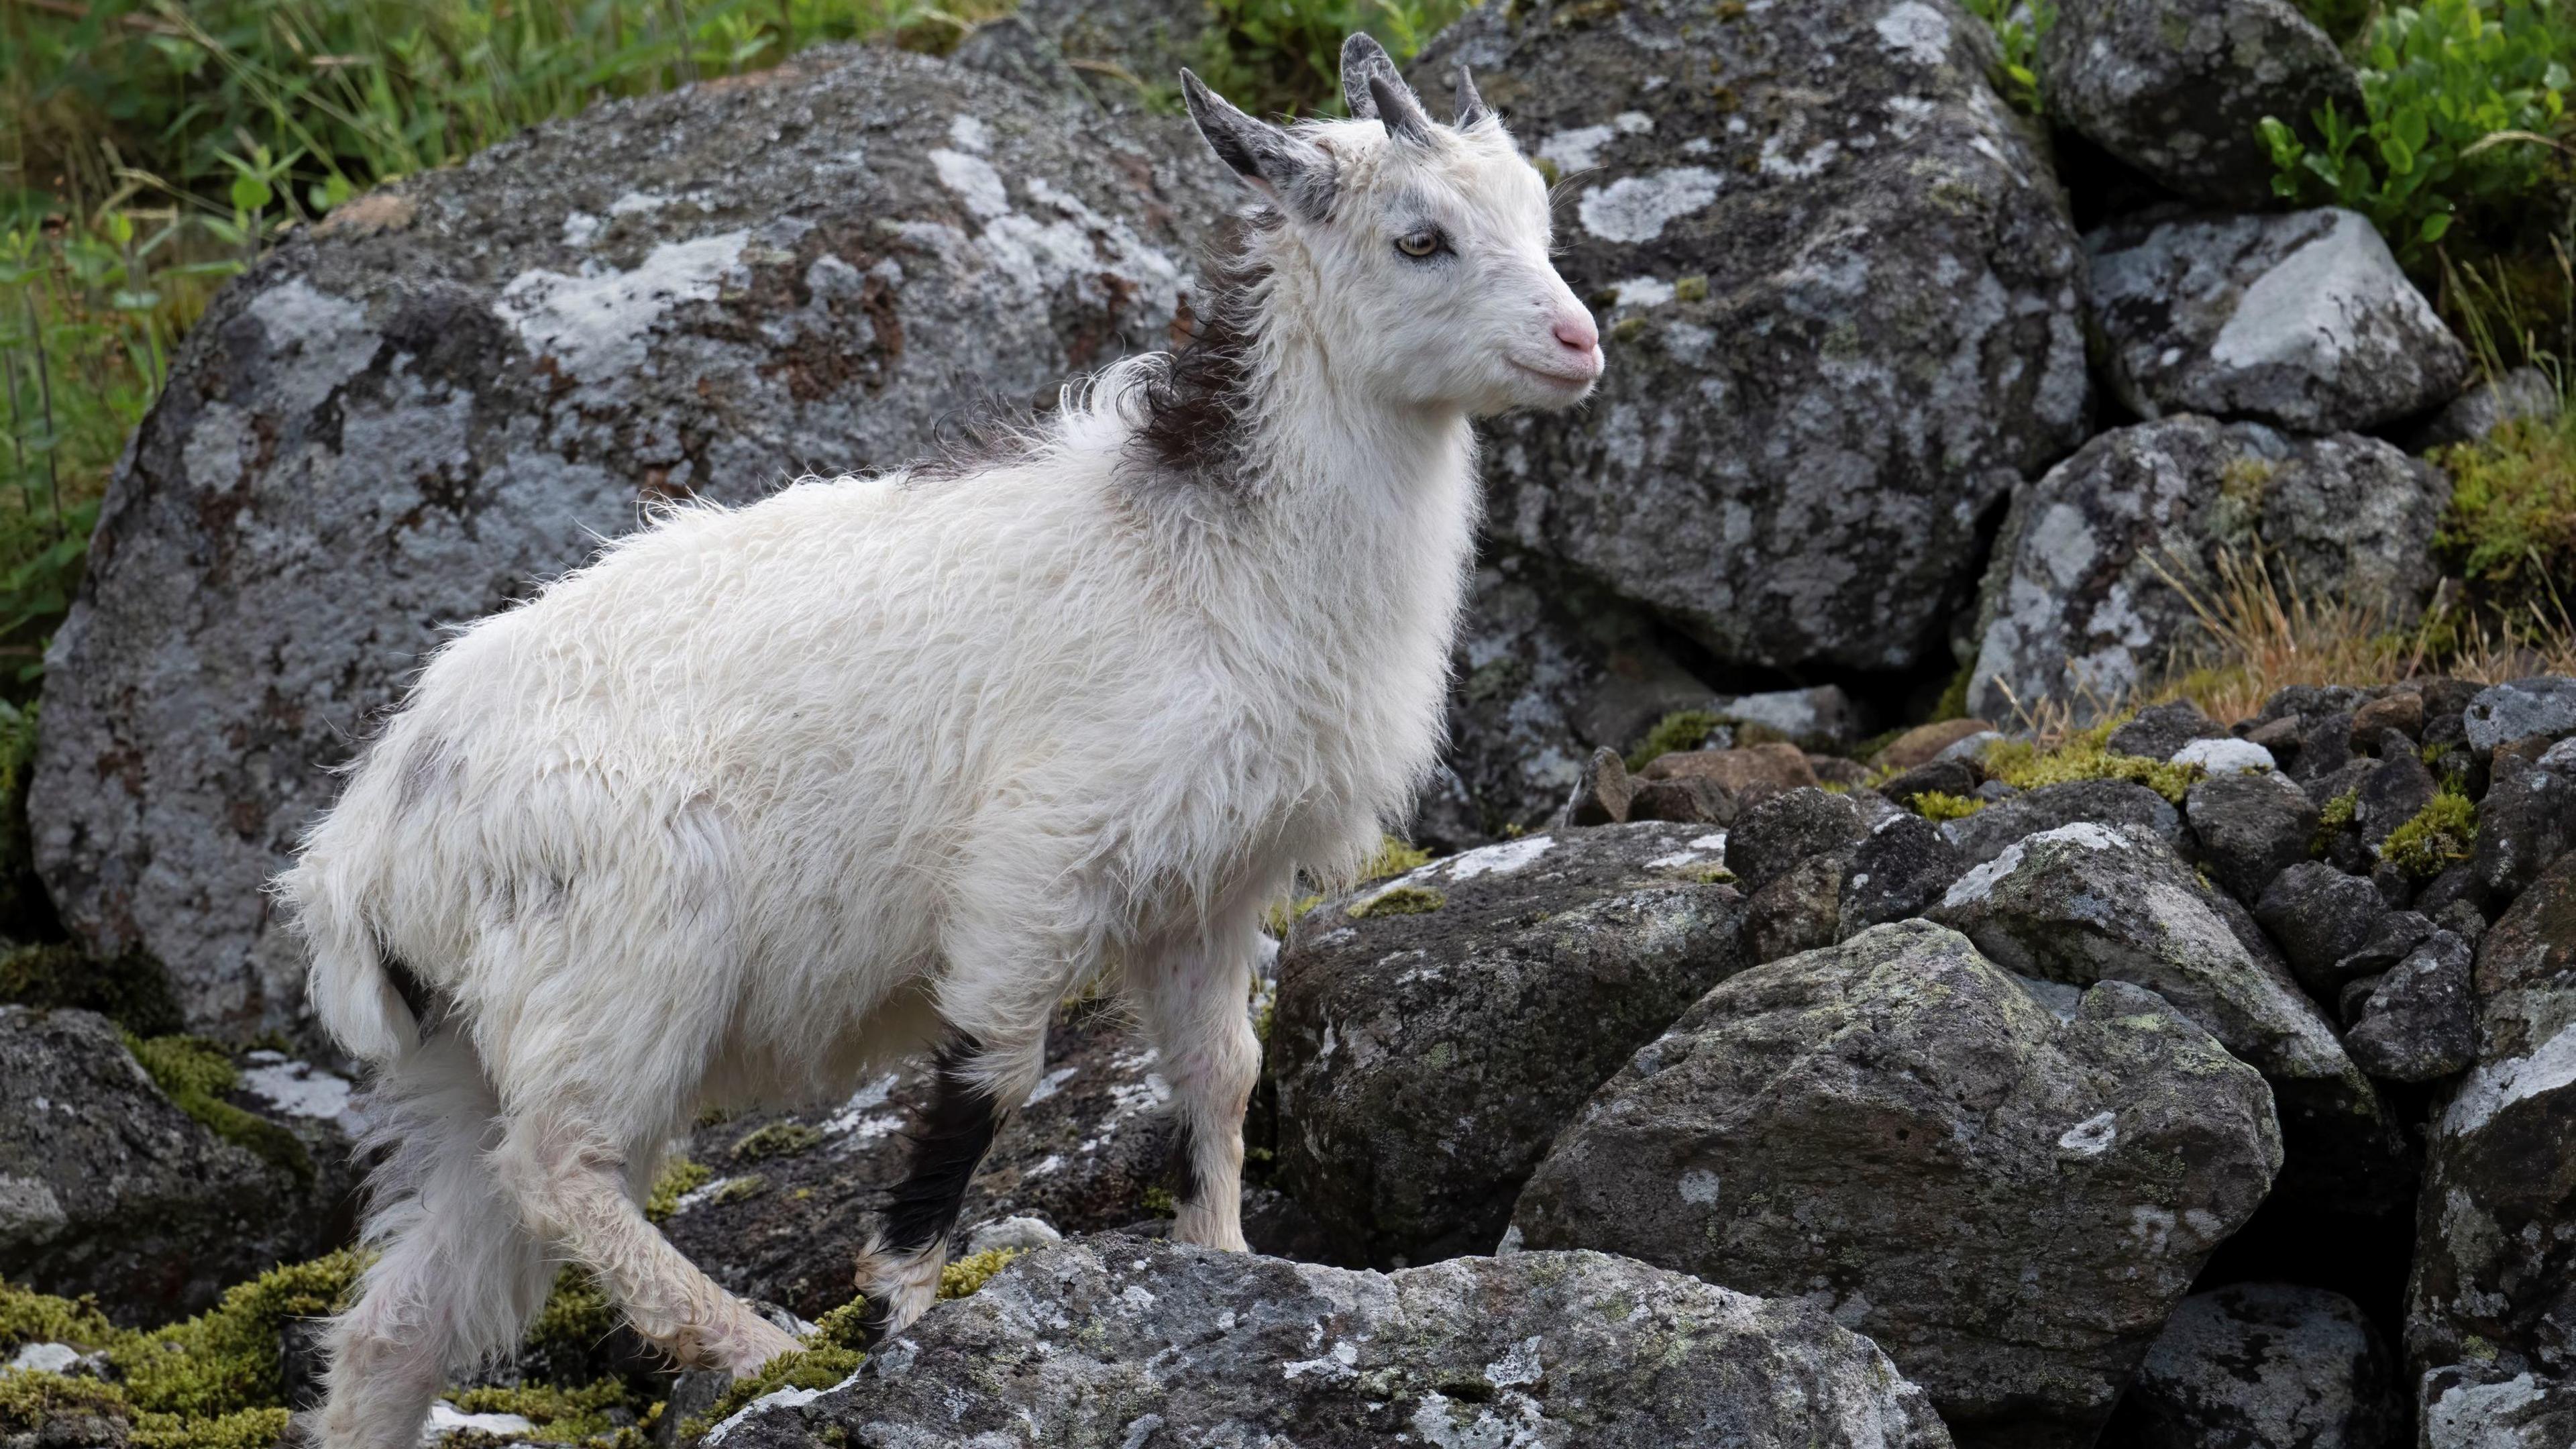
[657, 1000, 1193, 1321]
[30, 46, 1233, 1039]
[1965, 417, 2448, 722]
[705, 1238, 1954, 1448]
[1413, 0, 2090, 676]
[2098, 1283, 2403, 1449]
[2041, 0, 2362, 207]
[1270, 825, 1748, 1266]
[2408, 854, 2576, 1411]
[0, 1006, 357, 1324]
[1929, 822, 2408, 1212]
[2087, 209, 2470, 435]
[1510, 920, 2283, 1447]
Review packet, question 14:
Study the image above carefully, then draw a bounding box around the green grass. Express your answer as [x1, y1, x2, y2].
[1191, 0, 1473, 117]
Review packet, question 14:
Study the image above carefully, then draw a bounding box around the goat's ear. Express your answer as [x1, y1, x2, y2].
[1454, 65, 1493, 127]
[1181, 69, 1336, 221]
[1340, 33, 1397, 119]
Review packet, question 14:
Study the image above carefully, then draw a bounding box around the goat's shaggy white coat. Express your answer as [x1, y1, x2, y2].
[279, 41, 1599, 1449]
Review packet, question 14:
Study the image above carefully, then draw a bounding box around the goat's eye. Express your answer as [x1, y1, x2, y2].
[1395, 227, 1446, 259]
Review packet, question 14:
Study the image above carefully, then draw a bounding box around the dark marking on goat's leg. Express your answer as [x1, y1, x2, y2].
[1164, 1114, 1209, 1212]
[855, 1034, 1005, 1340]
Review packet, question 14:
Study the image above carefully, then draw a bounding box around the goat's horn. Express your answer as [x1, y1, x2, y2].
[1454, 66, 1491, 127]
[1368, 73, 1439, 147]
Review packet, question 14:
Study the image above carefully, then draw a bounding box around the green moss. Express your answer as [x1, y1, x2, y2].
[133, 1407, 294, 1449]
[0, 1280, 116, 1353]
[121, 1032, 314, 1187]
[710, 1174, 768, 1205]
[2320, 789, 2359, 829]
[730, 1122, 823, 1163]
[0, 1369, 130, 1434]
[1348, 885, 1445, 919]
[2380, 788, 2479, 877]
[1626, 708, 1724, 771]
[0, 943, 184, 1037]
[1982, 721, 2206, 804]
[684, 1346, 866, 1441]
[644, 1157, 713, 1224]
[2436, 413, 2576, 614]
[450, 1379, 635, 1438]
[939, 1246, 1025, 1299]
[105, 1251, 362, 1420]
[523, 1266, 619, 1364]
[1260, 893, 1325, 936]
[1672, 274, 1709, 303]
[1682, 865, 1736, 884]
[1609, 315, 1648, 343]
[1912, 791, 1986, 823]
[1358, 836, 1434, 882]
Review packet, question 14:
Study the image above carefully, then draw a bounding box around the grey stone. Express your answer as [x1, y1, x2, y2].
[1627, 773, 1732, 825]
[31, 46, 1238, 1039]
[1511, 921, 2281, 1448]
[1414, 0, 2090, 676]
[1271, 824, 1748, 1267]
[2418, 1366, 2576, 1449]
[1840, 812, 1970, 935]
[2353, 745, 2440, 851]
[1446, 553, 1719, 836]
[2406, 366, 2565, 453]
[2257, 861, 2394, 998]
[1725, 786, 1870, 895]
[1745, 849, 1849, 963]
[1878, 758, 1984, 811]
[1965, 418, 2448, 722]
[659, 999, 1197, 1320]
[2187, 768, 2322, 905]
[2042, 0, 2361, 206]
[706, 1237, 1953, 1448]
[2328, 910, 2438, 983]
[1939, 778, 2182, 867]
[1714, 685, 1861, 751]
[1563, 745, 1636, 827]
[2473, 753, 2576, 904]
[2088, 209, 2469, 433]
[0, 1006, 356, 1324]
[1929, 822, 2406, 1212]
[2098, 1283, 2402, 1449]
[2463, 676, 2576, 753]
[2408, 854, 2576, 1394]
[2345, 930, 2475, 1081]
[2108, 700, 2226, 761]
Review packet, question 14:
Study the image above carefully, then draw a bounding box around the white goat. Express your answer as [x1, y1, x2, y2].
[277, 35, 1600, 1448]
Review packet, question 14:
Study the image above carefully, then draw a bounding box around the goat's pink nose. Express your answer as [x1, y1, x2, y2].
[1553, 313, 1600, 354]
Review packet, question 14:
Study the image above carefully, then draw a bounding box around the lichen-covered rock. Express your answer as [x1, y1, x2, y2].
[1413, 0, 2090, 676]
[706, 1237, 1953, 1448]
[2108, 700, 2228, 762]
[2464, 676, 2576, 753]
[2408, 853, 2576, 1403]
[2407, 366, 2565, 453]
[1511, 920, 2282, 1447]
[657, 1001, 1191, 1321]
[1725, 786, 1870, 895]
[30, 46, 1235, 1039]
[2418, 1366, 2576, 1449]
[2042, 0, 2361, 206]
[2257, 861, 2395, 1000]
[1930, 822, 2408, 1214]
[2087, 209, 2467, 433]
[2187, 768, 2320, 905]
[1840, 812, 1970, 936]
[2474, 752, 2576, 903]
[2345, 929, 2475, 1083]
[2098, 1283, 2402, 1449]
[1444, 553, 1719, 837]
[0, 1006, 354, 1324]
[1271, 825, 1748, 1267]
[1939, 777, 2182, 867]
[1966, 418, 2447, 722]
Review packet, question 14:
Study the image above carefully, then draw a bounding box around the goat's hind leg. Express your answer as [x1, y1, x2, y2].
[306, 1038, 553, 1449]
[851, 1034, 1011, 1339]
[493, 1108, 802, 1375]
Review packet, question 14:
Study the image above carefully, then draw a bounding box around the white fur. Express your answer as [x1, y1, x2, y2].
[278, 63, 1596, 1449]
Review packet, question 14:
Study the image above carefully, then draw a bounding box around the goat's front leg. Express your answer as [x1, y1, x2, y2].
[1131, 908, 1265, 1252]
[851, 1034, 1012, 1339]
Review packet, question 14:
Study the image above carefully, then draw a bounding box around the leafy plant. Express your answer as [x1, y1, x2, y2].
[1193, 0, 1472, 117]
[1958, 0, 2056, 115]
[2438, 411, 2576, 612]
[2261, 0, 2572, 261]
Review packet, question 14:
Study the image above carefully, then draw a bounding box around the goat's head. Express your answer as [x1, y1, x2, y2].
[1179, 36, 1602, 417]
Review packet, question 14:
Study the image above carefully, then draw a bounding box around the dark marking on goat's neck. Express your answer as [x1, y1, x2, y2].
[1126, 213, 1279, 492]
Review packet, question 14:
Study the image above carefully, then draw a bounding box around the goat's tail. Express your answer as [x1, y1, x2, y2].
[273, 846, 422, 1068]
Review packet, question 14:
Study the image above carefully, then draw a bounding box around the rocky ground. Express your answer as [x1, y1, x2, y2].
[5, 0, 2574, 1446]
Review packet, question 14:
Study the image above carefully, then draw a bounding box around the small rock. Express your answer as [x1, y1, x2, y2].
[1725, 788, 1871, 896]
[1271, 825, 1750, 1266]
[710, 1238, 1954, 1449]
[1878, 718, 1999, 772]
[960, 1214, 1061, 1257]
[1839, 814, 1970, 936]
[2352, 690, 2426, 744]
[2345, 931, 2475, 1081]
[1715, 685, 1861, 751]
[1807, 755, 1876, 790]
[1626, 775, 1733, 825]
[1564, 746, 1635, 826]
[1941, 731, 2009, 765]
[1512, 922, 2282, 1446]
[1878, 759, 1984, 812]
[2417, 1364, 2576, 1449]
[1939, 779, 2183, 868]
[2173, 737, 2276, 775]
[2255, 862, 2392, 997]
[2042, 0, 2361, 206]
[2328, 911, 2438, 983]
[2108, 701, 2226, 761]
[2294, 712, 2362, 786]
[2098, 1283, 2402, 1449]
[2473, 752, 2575, 903]
[2339, 973, 2385, 1027]
[2353, 747, 2440, 853]
[2463, 676, 2576, 753]
[2086, 210, 2469, 432]
[1746, 850, 1849, 963]
[1640, 742, 1817, 795]
[2187, 769, 2321, 905]
[2406, 365, 2564, 452]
